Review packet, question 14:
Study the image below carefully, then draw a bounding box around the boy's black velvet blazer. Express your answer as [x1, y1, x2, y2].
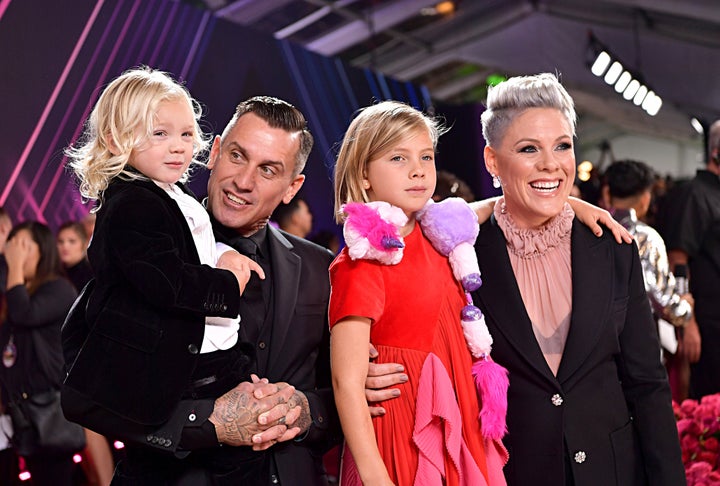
[62, 177, 241, 426]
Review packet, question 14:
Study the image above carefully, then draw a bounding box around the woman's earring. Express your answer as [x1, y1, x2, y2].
[363, 180, 370, 189]
[492, 174, 502, 189]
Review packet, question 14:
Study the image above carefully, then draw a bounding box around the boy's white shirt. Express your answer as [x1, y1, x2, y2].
[156, 181, 240, 353]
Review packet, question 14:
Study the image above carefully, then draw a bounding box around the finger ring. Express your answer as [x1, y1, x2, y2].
[278, 416, 286, 425]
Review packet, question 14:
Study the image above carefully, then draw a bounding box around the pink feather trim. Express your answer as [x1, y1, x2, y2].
[343, 202, 403, 251]
[472, 358, 509, 440]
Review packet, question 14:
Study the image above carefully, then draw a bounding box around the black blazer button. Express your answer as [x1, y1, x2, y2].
[258, 341, 266, 350]
[203, 302, 209, 310]
[221, 304, 227, 312]
[187, 344, 199, 355]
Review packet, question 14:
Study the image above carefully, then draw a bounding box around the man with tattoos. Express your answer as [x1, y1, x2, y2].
[196, 96, 341, 484]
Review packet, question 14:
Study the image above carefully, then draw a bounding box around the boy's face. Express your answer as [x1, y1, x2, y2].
[127, 99, 195, 184]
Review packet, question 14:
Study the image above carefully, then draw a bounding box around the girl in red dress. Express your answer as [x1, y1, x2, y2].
[329, 101, 508, 486]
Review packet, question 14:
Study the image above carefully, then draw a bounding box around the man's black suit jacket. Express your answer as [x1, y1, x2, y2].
[473, 216, 685, 486]
[223, 225, 340, 485]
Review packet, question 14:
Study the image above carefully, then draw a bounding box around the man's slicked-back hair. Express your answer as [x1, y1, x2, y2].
[222, 96, 314, 176]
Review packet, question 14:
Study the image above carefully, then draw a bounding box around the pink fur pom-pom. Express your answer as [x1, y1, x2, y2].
[342, 201, 407, 265]
[472, 358, 509, 440]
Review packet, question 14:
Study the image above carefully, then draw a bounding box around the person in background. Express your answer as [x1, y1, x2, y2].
[665, 118, 720, 400]
[0, 207, 18, 486]
[0, 209, 10, 254]
[61, 67, 271, 484]
[603, 160, 695, 328]
[0, 221, 79, 485]
[272, 196, 313, 238]
[56, 221, 93, 292]
[473, 73, 684, 485]
[309, 230, 341, 255]
[0, 208, 11, 293]
[432, 169, 475, 202]
[603, 159, 697, 402]
[55, 220, 115, 486]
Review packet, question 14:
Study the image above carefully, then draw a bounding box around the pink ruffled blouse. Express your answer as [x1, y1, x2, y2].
[494, 200, 574, 375]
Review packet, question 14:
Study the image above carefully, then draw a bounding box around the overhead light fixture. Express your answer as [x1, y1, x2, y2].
[622, 79, 640, 100]
[632, 85, 648, 106]
[587, 32, 662, 117]
[590, 52, 611, 76]
[614, 71, 632, 93]
[603, 62, 623, 85]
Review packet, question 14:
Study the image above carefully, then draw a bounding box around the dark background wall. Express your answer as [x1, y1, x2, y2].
[0, 0, 489, 237]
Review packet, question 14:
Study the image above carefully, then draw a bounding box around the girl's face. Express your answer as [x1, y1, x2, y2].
[363, 127, 436, 222]
[484, 107, 575, 229]
[127, 99, 195, 184]
[57, 228, 86, 266]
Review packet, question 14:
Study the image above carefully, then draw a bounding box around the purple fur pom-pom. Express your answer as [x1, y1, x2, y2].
[462, 273, 482, 292]
[461, 304, 483, 322]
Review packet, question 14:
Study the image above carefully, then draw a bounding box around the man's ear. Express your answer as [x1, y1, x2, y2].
[282, 174, 305, 204]
[207, 136, 222, 169]
[600, 185, 612, 209]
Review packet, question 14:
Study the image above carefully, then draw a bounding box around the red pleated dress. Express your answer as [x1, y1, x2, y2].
[329, 224, 507, 486]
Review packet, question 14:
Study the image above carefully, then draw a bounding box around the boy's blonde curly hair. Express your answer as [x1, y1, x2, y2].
[65, 66, 210, 208]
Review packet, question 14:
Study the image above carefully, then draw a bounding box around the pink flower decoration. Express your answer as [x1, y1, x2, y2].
[706, 437, 720, 453]
[676, 393, 720, 485]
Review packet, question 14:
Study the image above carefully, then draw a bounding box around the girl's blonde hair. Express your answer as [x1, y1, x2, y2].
[333, 100, 446, 223]
[65, 66, 210, 207]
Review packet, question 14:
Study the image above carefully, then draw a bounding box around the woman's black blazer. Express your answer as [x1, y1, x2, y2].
[473, 217, 685, 486]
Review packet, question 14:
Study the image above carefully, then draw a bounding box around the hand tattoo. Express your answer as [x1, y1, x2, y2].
[210, 387, 266, 446]
[290, 391, 312, 434]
